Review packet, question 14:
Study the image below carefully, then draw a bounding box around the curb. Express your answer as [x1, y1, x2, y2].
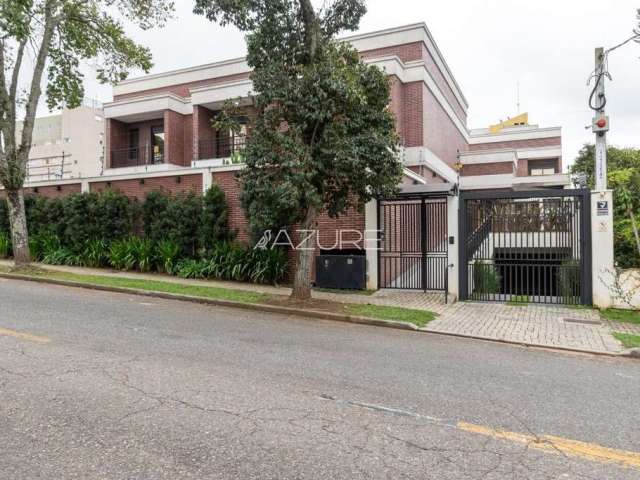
[418, 327, 632, 359]
[0, 272, 419, 333]
[1, 272, 636, 359]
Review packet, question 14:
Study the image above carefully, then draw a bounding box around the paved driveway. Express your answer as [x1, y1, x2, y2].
[1, 279, 639, 479]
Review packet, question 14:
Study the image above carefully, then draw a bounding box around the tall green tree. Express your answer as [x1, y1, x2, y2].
[570, 144, 640, 267]
[194, 0, 402, 299]
[0, 0, 174, 266]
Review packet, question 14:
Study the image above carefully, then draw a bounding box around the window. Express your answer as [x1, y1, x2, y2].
[151, 125, 164, 163]
[528, 159, 558, 176]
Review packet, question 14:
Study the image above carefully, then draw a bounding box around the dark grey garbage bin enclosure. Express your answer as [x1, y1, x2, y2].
[315, 254, 366, 290]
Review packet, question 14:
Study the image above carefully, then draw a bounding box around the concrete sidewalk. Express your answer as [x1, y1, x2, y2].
[0, 260, 634, 355]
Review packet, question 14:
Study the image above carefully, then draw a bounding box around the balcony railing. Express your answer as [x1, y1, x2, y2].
[110, 146, 164, 169]
[197, 136, 246, 162]
[26, 154, 70, 182]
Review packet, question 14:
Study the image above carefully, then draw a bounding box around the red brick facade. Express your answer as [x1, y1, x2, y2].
[89, 174, 203, 200]
[113, 72, 251, 102]
[422, 84, 468, 165]
[0, 183, 82, 199]
[461, 162, 514, 176]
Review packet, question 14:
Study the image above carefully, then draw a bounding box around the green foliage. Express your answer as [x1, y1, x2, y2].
[558, 259, 581, 303]
[143, 190, 206, 257]
[108, 239, 130, 271]
[176, 243, 288, 285]
[601, 308, 640, 325]
[0, 232, 10, 258]
[29, 233, 60, 262]
[343, 304, 437, 328]
[0, 1, 174, 194]
[176, 259, 208, 280]
[194, 0, 402, 250]
[156, 239, 181, 274]
[81, 239, 109, 268]
[571, 145, 640, 267]
[43, 247, 81, 267]
[135, 238, 155, 273]
[0, 198, 9, 235]
[612, 332, 640, 349]
[473, 260, 501, 295]
[201, 184, 233, 250]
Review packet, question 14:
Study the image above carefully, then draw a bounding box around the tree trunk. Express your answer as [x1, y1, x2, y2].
[7, 188, 31, 266]
[291, 205, 317, 300]
[628, 207, 640, 259]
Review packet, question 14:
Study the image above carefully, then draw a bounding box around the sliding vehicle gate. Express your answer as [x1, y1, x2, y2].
[459, 189, 592, 305]
[378, 197, 448, 293]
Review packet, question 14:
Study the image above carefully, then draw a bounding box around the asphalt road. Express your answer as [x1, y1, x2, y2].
[0, 278, 639, 479]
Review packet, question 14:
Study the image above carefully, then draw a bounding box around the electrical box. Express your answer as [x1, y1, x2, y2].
[315, 255, 366, 290]
[592, 115, 610, 133]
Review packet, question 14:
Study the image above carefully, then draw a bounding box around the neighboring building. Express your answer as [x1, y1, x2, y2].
[17, 102, 105, 182]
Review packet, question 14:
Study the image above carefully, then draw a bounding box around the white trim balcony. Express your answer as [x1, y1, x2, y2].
[104, 93, 191, 123]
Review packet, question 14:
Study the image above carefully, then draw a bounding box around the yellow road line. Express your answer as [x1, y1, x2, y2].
[0, 327, 51, 344]
[458, 422, 640, 470]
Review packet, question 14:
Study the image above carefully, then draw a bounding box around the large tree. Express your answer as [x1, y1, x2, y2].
[571, 144, 640, 268]
[0, 0, 174, 265]
[194, 0, 402, 299]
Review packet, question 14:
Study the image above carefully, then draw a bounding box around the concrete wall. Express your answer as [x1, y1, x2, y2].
[591, 190, 615, 308]
[21, 106, 104, 181]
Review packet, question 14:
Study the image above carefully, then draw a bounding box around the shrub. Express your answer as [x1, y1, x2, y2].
[201, 184, 233, 251]
[0, 198, 9, 235]
[142, 190, 171, 244]
[61, 193, 102, 253]
[30, 233, 60, 261]
[143, 190, 204, 257]
[558, 259, 581, 303]
[198, 242, 288, 285]
[176, 259, 209, 279]
[248, 248, 288, 284]
[156, 239, 181, 274]
[43, 247, 81, 266]
[473, 260, 501, 295]
[135, 238, 155, 273]
[0, 232, 11, 258]
[94, 190, 135, 242]
[81, 239, 109, 268]
[108, 239, 130, 270]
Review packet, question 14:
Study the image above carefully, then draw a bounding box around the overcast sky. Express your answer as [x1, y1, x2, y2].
[86, 0, 640, 168]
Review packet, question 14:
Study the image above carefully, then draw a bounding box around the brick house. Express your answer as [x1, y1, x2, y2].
[4, 23, 574, 298]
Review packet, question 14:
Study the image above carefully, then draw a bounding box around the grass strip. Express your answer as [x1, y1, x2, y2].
[612, 332, 640, 349]
[344, 304, 437, 328]
[2, 267, 439, 328]
[26, 270, 268, 304]
[601, 308, 640, 325]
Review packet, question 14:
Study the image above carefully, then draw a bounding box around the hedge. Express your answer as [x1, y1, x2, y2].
[0, 186, 288, 285]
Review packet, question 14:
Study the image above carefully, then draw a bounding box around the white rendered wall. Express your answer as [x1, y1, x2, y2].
[591, 190, 615, 308]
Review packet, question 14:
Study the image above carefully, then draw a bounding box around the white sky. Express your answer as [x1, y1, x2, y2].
[84, 0, 640, 168]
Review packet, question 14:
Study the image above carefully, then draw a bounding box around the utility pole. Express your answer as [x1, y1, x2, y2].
[592, 47, 609, 191]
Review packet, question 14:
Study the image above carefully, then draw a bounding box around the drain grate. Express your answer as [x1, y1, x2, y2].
[563, 318, 601, 325]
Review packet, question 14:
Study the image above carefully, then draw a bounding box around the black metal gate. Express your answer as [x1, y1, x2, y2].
[459, 189, 592, 305]
[378, 198, 448, 292]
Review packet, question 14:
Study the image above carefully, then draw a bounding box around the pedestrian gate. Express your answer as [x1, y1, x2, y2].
[459, 189, 592, 305]
[378, 197, 448, 293]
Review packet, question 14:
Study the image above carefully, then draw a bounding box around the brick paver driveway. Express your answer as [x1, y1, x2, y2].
[425, 302, 625, 354]
[321, 288, 628, 354]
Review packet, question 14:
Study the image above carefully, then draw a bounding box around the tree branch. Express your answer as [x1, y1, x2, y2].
[298, 0, 319, 60]
[18, 0, 59, 165]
